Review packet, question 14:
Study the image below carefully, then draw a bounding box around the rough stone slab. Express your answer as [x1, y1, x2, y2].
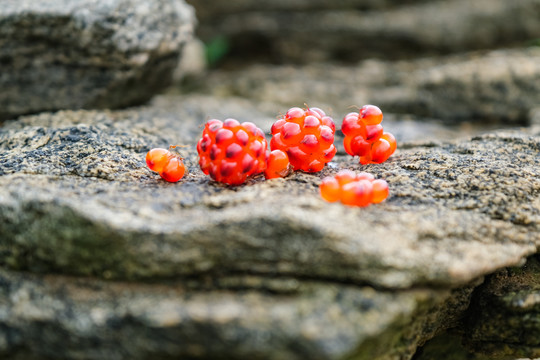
[190, 0, 540, 63]
[376, 49, 540, 123]
[0, 95, 538, 288]
[189, 0, 426, 17]
[190, 48, 540, 123]
[0, 268, 456, 360]
[463, 255, 540, 359]
[0, 0, 195, 121]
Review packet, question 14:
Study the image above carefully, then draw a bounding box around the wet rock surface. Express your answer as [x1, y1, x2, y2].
[189, 0, 540, 63]
[0, 0, 195, 121]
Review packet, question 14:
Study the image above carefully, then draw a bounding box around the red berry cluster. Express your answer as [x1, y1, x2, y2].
[197, 119, 268, 186]
[146, 147, 186, 182]
[342, 105, 396, 165]
[146, 104, 396, 208]
[270, 107, 336, 172]
[320, 170, 389, 207]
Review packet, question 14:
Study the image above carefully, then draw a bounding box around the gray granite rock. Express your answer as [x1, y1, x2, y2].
[0, 94, 539, 359]
[376, 49, 540, 123]
[0, 0, 195, 121]
[190, 48, 540, 123]
[190, 0, 540, 63]
[416, 256, 540, 360]
[463, 255, 540, 359]
[0, 95, 538, 289]
[0, 268, 462, 360]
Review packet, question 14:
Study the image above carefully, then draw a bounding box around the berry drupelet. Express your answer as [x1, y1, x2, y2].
[146, 147, 186, 182]
[265, 149, 293, 179]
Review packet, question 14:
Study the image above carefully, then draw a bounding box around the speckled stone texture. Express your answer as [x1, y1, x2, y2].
[0, 94, 539, 358]
[416, 255, 540, 360]
[189, 0, 540, 63]
[1, 95, 539, 288]
[0, 269, 460, 360]
[190, 48, 540, 124]
[0, 0, 195, 121]
[463, 255, 540, 359]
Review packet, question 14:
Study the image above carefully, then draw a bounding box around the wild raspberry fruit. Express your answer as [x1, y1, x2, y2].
[265, 149, 293, 179]
[342, 105, 396, 165]
[197, 118, 268, 186]
[320, 170, 389, 207]
[146, 147, 186, 183]
[270, 106, 336, 172]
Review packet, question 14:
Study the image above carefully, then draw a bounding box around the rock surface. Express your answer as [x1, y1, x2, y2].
[416, 256, 540, 360]
[189, 48, 540, 124]
[0, 94, 539, 288]
[189, 0, 540, 63]
[0, 0, 195, 121]
[0, 95, 539, 358]
[0, 268, 460, 360]
[463, 255, 540, 359]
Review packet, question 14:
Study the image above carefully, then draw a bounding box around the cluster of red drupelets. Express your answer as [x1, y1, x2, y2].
[146, 105, 396, 207]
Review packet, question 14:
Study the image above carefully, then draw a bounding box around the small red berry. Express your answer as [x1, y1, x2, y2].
[197, 119, 268, 186]
[146, 147, 186, 183]
[381, 133, 397, 154]
[370, 138, 392, 164]
[319, 171, 389, 207]
[365, 124, 384, 143]
[270, 106, 336, 172]
[146, 148, 170, 173]
[319, 177, 340, 202]
[341, 179, 373, 207]
[160, 157, 186, 182]
[265, 149, 293, 179]
[334, 169, 357, 186]
[371, 179, 389, 204]
[341, 105, 396, 164]
[360, 105, 383, 125]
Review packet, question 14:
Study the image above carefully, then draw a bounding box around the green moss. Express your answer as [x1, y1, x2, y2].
[205, 36, 230, 67]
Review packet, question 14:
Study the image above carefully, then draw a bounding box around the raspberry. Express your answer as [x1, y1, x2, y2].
[270, 106, 336, 172]
[342, 105, 396, 165]
[265, 149, 293, 179]
[146, 147, 186, 182]
[197, 118, 268, 185]
[320, 170, 389, 207]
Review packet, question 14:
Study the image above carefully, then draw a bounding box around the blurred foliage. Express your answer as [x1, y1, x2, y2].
[527, 38, 540, 47]
[205, 36, 230, 67]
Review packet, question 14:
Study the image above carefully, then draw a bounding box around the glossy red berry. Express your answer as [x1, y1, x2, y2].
[342, 105, 396, 164]
[341, 179, 373, 207]
[146, 148, 170, 173]
[320, 170, 389, 207]
[271, 106, 336, 172]
[265, 149, 293, 179]
[146, 147, 186, 183]
[371, 179, 390, 204]
[319, 177, 340, 202]
[197, 119, 268, 186]
[160, 157, 185, 182]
